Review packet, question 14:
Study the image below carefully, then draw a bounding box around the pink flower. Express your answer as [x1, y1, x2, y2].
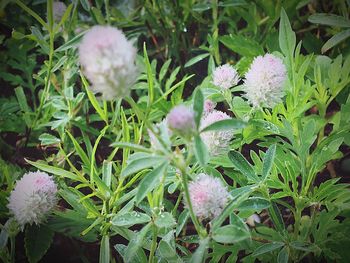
[186, 173, 229, 219]
[212, 64, 240, 90]
[244, 54, 287, 108]
[7, 171, 58, 228]
[203, 99, 216, 116]
[200, 110, 233, 156]
[167, 105, 195, 137]
[52, 1, 66, 22]
[79, 26, 137, 100]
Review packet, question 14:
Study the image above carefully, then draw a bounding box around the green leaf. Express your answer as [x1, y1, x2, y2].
[155, 212, 176, 228]
[321, 29, 350, 53]
[220, 34, 264, 57]
[277, 246, 289, 263]
[102, 161, 112, 188]
[15, 0, 49, 31]
[99, 235, 110, 263]
[191, 237, 209, 263]
[48, 210, 98, 242]
[268, 202, 285, 232]
[212, 225, 250, 243]
[252, 242, 284, 256]
[308, 13, 350, 28]
[14, 86, 30, 113]
[185, 53, 210, 68]
[159, 59, 171, 82]
[158, 240, 182, 262]
[111, 212, 151, 227]
[279, 8, 296, 58]
[110, 142, 152, 153]
[135, 162, 168, 203]
[26, 159, 84, 182]
[38, 133, 61, 145]
[25, 224, 54, 263]
[228, 151, 257, 182]
[91, 6, 105, 24]
[121, 156, 165, 178]
[193, 89, 204, 128]
[66, 130, 90, 167]
[262, 144, 276, 180]
[144, 43, 154, 106]
[237, 197, 270, 211]
[194, 135, 209, 166]
[55, 31, 85, 52]
[201, 119, 246, 132]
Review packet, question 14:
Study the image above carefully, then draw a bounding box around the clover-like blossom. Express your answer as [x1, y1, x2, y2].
[167, 105, 195, 137]
[186, 173, 229, 219]
[200, 110, 233, 156]
[52, 1, 67, 22]
[7, 171, 58, 228]
[244, 54, 287, 108]
[212, 64, 240, 90]
[79, 25, 137, 100]
[203, 99, 216, 116]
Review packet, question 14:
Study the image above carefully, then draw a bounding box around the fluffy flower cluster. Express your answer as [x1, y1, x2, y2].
[244, 54, 287, 108]
[200, 110, 233, 156]
[167, 105, 195, 137]
[52, 1, 67, 22]
[212, 64, 240, 90]
[203, 99, 216, 116]
[186, 173, 229, 219]
[7, 171, 58, 228]
[79, 26, 137, 100]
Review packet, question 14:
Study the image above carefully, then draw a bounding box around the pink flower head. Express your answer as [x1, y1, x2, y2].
[79, 26, 137, 100]
[52, 1, 67, 22]
[186, 173, 229, 219]
[244, 54, 287, 108]
[7, 171, 58, 228]
[200, 110, 233, 156]
[203, 99, 216, 116]
[212, 64, 240, 90]
[167, 105, 195, 137]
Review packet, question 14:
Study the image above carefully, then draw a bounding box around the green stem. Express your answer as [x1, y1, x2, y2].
[10, 236, 15, 263]
[104, 0, 111, 24]
[212, 0, 220, 65]
[148, 226, 158, 263]
[31, 31, 55, 129]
